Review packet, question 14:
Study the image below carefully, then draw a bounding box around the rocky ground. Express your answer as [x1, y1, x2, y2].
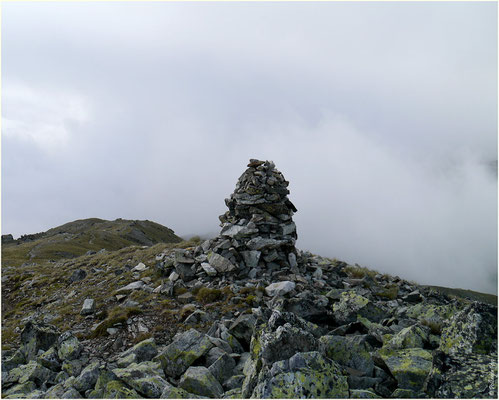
[1, 159, 497, 398]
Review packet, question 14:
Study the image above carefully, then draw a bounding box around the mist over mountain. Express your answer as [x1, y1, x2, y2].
[2, 3, 497, 294]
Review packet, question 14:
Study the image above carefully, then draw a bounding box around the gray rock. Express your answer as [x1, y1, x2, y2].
[252, 351, 348, 398]
[74, 362, 100, 392]
[241, 251, 261, 268]
[37, 347, 60, 371]
[265, 281, 295, 297]
[179, 366, 224, 398]
[319, 335, 374, 376]
[201, 263, 217, 276]
[207, 252, 236, 273]
[6, 360, 55, 387]
[119, 337, 158, 365]
[154, 328, 214, 378]
[185, 310, 210, 325]
[57, 333, 83, 361]
[113, 361, 169, 398]
[208, 353, 236, 384]
[116, 281, 145, 292]
[439, 301, 497, 356]
[332, 290, 384, 324]
[80, 298, 95, 315]
[175, 263, 196, 281]
[229, 314, 256, 346]
[224, 374, 245, 391]
[205, 346, 227, 367]
[69, 269, 86, 283]
[375, 347, 432, 391]
[20, 321, 59, 362]
[132, 262, 148, 272]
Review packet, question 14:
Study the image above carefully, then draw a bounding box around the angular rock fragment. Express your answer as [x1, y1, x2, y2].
[179, 366, 224, 398]
[154, 328, 213, 378]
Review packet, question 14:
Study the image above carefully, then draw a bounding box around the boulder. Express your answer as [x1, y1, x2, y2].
[252, 351, 348, 398]
[375, 347, 433, 391]
[69, 269, 86, 283]
[57, 333, 83, 361]
[20, 322, 59, 361]
[265, 281, 295, 297]
[208, 353, 236, 384]
[179, 366, 224, 398]
[319, 334, 374, 376]
[207, 252, 236, 273]
[112, 361, 169, 398]
[229, 314, 256, 346]
[37, 347, 60, 372]
[333, 290, 384, 324]
[118, 338, 158, 365]
[154, 328, 214, 378]
[74, 361, 100, 393]
[80, 298, 95, 315]
[439, 302, 497, 356]
[6, 360, 55, 387]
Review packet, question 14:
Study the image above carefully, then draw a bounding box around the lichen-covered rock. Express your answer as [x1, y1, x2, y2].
[37, 347, 61, 372]
[333, 290, 384, 324]
[350, 389, 382, 398]
[160, 382, 207, 398]
[102, 380, 142, 398]
[319, 334, 374, 376]
[3, 349, 27, 373]
[385, 325, 430, 350]
[20, 321, 59, 362]
[223, 387, 243, 398]
[426, 351, 498, 398]
[3, 381, 37, 397]
[154, 328, 214, 378]
[61, 358, 85, 378]
[57, 333, 83, 361]
[73, 361, 100, 393]
[252, 351, 348, 398]
[118, 337, 158, 367]
[391, 388, 427, 398]
[375, 347, 432, 391]
[224, 374, 245, 391]
[208, 353, 236, 384]
[179, 366, 224, 398]
[439, 302, 497, 356]
[229, 314, 256, 346]
[6, 360, 55, 387]
[112, 361, 168, 398]
[256, 323, 317, 366]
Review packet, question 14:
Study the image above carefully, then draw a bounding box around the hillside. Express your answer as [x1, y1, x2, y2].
[1, 218, 183, 266]
[1, 160, 497, 399]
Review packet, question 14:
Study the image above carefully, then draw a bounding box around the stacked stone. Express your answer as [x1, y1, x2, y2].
[202, 159, 298, 278]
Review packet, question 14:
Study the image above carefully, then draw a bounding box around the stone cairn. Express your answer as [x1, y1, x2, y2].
[200, 159, 299, 279]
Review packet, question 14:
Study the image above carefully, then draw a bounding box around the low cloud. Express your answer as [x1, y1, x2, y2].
[1, 2, 497, 294]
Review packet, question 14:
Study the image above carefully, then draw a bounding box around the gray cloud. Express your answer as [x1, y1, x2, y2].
[2, 2, 497, 293]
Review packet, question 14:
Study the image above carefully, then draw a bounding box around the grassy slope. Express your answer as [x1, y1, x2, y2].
[2, 218, 183, 266]
[423, 285, 497, 306]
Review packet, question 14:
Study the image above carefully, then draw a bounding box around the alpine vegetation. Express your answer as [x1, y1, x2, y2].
[1, 159, 497, 399]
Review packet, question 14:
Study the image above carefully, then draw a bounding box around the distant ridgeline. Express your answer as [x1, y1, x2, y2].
[1, 159, 497, 399]
[1, 218, 182, 265]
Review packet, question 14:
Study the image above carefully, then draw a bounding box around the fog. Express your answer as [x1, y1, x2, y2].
[2, 2, 497, 293]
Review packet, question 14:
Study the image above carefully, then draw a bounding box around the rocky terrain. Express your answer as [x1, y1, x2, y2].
[1, 159, 497, 399]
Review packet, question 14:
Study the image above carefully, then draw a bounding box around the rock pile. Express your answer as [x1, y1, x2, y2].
[1, 158, 497, 399]
[204, 159, 299, 279]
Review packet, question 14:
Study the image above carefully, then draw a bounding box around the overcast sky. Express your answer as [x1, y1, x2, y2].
[2, 2, 497, 294]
